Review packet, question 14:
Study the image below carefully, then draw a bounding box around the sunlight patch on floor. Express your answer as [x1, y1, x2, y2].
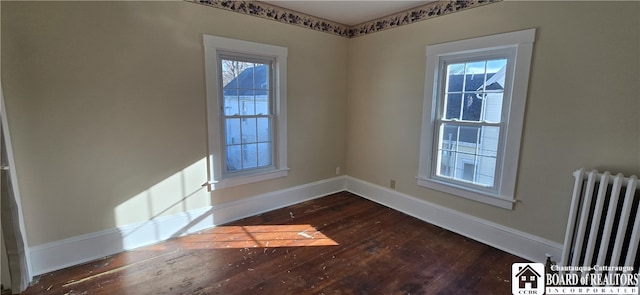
[144, 224, 339, 250]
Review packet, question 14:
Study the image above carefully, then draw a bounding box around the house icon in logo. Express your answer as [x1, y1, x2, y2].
[515, 264, 542, 289]
[512, 263, 545, 295]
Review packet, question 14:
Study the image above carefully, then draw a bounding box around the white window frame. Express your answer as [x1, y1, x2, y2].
[203, 35, 288, 190]
[417, 29, 535, 209]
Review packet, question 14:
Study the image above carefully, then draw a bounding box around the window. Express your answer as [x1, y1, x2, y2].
[203, 35, 288, 189]
[219, 55, 273, 173]
[418, 29, 535, 209]
[438, 58, 506, 188]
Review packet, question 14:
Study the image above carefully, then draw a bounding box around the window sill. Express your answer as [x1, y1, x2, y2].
[209, 168, 289, 191]
[416, 177, 515, 210]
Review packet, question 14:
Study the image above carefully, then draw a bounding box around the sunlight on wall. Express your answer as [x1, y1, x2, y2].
[114, 158, 210, 227]
[140, 224, 339, 250]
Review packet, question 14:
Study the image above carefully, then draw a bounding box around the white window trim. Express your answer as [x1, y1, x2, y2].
[203, 35, 288, 190]
[417, 29, 536, 210]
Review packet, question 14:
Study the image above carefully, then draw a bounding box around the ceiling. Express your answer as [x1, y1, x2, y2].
[260, 1, 433, 26]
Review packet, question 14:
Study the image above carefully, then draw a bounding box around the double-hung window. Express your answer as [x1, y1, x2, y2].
[203, 35, 288, 190]
[418, 29, 535, 209]
[219, 54, 274, 173]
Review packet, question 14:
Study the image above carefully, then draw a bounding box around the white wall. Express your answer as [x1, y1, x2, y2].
[1, 1, 348, 246]
[346, 1, 640, 243]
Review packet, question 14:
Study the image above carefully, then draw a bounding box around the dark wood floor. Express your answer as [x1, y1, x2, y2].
[22, 192, 526, 294]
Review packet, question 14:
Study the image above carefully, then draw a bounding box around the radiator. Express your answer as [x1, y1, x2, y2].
[560, 169, 640, 280]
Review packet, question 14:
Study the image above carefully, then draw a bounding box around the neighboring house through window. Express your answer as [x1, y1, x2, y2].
[418, 29, 536, 209]
[203, 35, 288, 189]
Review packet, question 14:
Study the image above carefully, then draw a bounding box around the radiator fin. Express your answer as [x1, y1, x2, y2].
[561, 169, 640, 282]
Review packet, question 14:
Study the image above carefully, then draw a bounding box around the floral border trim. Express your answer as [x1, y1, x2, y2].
[189, 0, 351, 37]
[350, 0, 499, 37]
[188, 0, 500, 38]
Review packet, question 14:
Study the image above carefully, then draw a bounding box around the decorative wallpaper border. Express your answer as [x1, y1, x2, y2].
[190, 0, 351, 37]
[350, 0, 498, 38]
[188, 0, 500, 38]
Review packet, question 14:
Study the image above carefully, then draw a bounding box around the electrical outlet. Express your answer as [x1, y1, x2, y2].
[390, 179, 396, 189]
[335, 167, 341, 175]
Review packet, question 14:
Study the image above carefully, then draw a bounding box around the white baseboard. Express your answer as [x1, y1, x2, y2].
[29, 176, 346, 276]
[344, 176, 563, 263]
[29, 175, 563, 278]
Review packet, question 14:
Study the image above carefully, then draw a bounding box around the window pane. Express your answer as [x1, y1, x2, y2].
[437, 123, 497, 187]
[257, 142, 272, 167]
[441, 123, 480, 144]
[222, 59, 271, 117]
[240, 93, 256, 116]
[475, 155, 496, 187]
[461, 93, 482, 121]
[242, 118, 257, 143]
[445, 93, 462, 120]
[257, 117, 270, 142]
[479, 126, 500, 157]
[226, 118, 241, 145]
[254, 64, 269, 91]
[462, 163, 475, 181]
[241, 63, 257, 91]
[459, 125, 479, 144]
[222, 62, 238, 89]
[464, 61, 486, 91]
[486, 59, 507, 89]
[447, 63, 465, 92]
[440, 123, 480, 149]
[481, 59, 507, 123]
[242, 144, 258, 169]
[256, 94, 269, 115]
[482, 93, 503, 123]
[223, 95, 239, 116]
[222, 60, 253, 95]
[438, 150, 457, 178]
[226, 145, 241, 172]
[445, 59, 507, 123]
[442, 124, 459, 142]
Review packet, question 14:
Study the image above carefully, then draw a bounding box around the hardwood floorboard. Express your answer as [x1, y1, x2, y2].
[22, 192, 527, 294]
